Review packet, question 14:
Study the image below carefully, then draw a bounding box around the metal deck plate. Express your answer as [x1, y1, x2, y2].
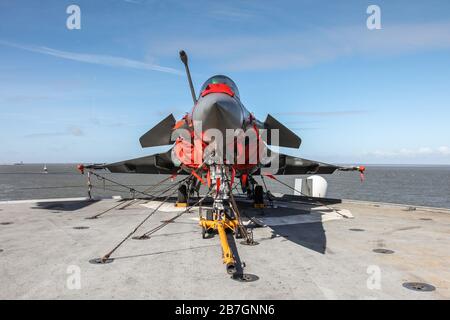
[373, 248, 395, 254]
[403, 282, 436, 292]
[231, 274, 259, 282]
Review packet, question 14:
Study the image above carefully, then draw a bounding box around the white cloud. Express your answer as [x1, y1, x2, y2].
[208, 8, 255, 20]
[68, 126, 84, 137]
[0, 40, 183, 75]
[366, 146, 450, 158]
[274, 110, 368, 117]
[149, 22, 450, 71]
[417, 147, 433, 155]
[437, 146, 450, 155]
[24, 126, 84, 138]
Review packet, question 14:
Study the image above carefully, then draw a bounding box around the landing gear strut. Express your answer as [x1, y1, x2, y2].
[176, 184, 188, 207]
[198, 165, 245, 275]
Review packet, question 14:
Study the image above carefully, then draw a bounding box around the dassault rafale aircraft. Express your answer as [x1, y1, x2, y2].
[81, 51, 364, 275]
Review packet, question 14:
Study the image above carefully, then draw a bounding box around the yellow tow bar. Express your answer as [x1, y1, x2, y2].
[199, 218, 239, 274]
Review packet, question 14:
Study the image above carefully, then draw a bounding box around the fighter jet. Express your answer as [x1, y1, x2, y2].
[92, 51, 364, 201]
[81, 51, 364, 274]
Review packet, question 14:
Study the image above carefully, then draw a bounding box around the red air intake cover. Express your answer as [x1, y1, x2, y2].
[200, 83, 235, 97]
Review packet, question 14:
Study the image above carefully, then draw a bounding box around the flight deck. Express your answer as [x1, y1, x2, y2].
[0, 196, 448, 299]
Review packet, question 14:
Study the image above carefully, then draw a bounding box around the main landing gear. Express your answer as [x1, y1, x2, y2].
[176, 178, 202, 207]
[253, 185, 265, 208]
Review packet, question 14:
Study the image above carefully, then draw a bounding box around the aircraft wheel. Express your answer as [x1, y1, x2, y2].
[202, 227, 207, 239]
[235, 228, 243, 239]
[247, 188, 253, 199]
[254, 185, 264, 204]
[177, 184, 188, 203]
[202, 227, 213, 239]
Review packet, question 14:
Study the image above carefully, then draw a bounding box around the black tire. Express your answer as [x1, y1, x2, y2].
[177, 185, 188, 203]
[224, 208, 235, 220]
[247, 187, 253, 199]
[202, 227, 207, 239]
[235, 228, 243, 239]
[202, 227, 214, 239]
[254, 185, 264, 204]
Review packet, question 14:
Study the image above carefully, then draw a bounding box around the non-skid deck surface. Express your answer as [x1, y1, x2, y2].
[0, 197, 449, 299]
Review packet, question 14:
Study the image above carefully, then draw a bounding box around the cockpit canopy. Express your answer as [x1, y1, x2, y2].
[199, 75, 240, 99]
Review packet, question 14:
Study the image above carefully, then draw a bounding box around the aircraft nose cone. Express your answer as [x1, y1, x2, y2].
[192, 93, 243, 133]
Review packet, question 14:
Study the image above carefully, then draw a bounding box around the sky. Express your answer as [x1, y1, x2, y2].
[0, 0, 450, 165]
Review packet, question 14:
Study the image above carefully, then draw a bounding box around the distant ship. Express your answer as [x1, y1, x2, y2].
[43, 165, 48, 174]
[13, 161, 24, 166]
